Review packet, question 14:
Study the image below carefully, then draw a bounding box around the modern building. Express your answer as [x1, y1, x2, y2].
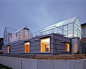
[81, 23, 86, 54]
[3, 16, 82, 54]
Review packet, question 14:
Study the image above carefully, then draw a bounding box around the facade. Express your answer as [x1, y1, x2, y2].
[81, 23, 86, 54]
[3, 16, 82, 54]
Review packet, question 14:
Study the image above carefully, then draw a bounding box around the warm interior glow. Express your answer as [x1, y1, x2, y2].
[41, 38, 50, 52]
[65, 43, 70, 51]
[8, 46, 10, 53]
[74, 34, 77, 37]
[68, 34, 73, 37]
[25, 42, 30, 53]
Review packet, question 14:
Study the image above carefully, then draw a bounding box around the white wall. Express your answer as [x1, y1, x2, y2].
[3, 28, 8, 45]
[72, 38, 79, 54]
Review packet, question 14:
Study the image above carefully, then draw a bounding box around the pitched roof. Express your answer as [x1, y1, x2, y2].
[13, 26, 29, 34]
[6, 27, 18, 34]
[81, 23, 86, 26]
[43, 16, 77, 31]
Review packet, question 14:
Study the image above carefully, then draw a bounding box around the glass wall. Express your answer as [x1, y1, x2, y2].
[42, 17, 81, 39]
[74, 18, 81, 39]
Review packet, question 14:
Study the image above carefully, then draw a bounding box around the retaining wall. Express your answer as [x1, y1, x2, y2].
[0, 56, 86, 69]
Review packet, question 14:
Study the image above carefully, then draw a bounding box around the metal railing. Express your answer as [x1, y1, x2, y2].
[9, 27, 67, 43]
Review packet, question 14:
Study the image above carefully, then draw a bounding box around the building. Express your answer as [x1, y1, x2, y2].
[0, 38, 3, 50]
[3, 16, 82, 54]
[81, 23, 86, 54]
[0, 38, 3, 54]
[42, 16, 81, 39]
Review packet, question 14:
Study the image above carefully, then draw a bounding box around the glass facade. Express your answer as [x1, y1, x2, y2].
[42, 16, 81, 39]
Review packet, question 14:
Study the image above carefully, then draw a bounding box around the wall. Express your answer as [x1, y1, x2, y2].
[0, 56, 86, 69]
[3, 28, 8, 45]
[71, 38, 81, 54]
[52, 34, 70, 54]
[3, 33, 71, 54]
[81, 25, 86, 43]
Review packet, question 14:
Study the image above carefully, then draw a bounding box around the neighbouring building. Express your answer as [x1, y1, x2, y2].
[0, 38, 3, 50]
[81, 23, 86, 54]
[3, 16, 82, 54]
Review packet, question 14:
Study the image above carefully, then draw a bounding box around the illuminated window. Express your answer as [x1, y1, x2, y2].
[5, 35, 6, 41]
[24, 42, 30, 53]
[83, 29, 85, 34]
[68, 33, 73, 37]
[65, 43, 70, 51]
[41, 38, 50, 52]
[8, 46, 10, 53]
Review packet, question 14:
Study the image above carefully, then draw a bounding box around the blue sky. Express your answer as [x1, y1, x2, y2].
[0, 0, 86, 38]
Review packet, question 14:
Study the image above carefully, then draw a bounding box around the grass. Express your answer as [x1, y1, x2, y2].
[0, 64, 12, 69]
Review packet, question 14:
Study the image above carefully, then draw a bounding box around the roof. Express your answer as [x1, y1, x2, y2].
[43, 16, 77, 30]
[6, 27, 18, 34]
[81, 23, 86, 26]
[13, 26, 29, 34]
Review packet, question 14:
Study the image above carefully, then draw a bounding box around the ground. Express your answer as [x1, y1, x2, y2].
[31, 54, 86, 60]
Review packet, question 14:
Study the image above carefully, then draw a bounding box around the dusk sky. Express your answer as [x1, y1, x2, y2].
[0, 0, 86, 38]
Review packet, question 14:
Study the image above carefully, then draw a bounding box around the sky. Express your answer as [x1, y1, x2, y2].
[0, 0, 86, 38]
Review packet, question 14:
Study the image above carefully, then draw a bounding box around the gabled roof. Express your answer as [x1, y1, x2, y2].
[5, 27, 18, 34]
[43, 16, 77, 30]
[13, 26, 29, 34]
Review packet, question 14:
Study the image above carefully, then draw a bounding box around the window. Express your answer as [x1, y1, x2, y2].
[11, 35, 12, 38]
[83, 29, 85, 34]
[24, 42, 30, 53]
[8, 46, 10, 53]
[5, 35, 6, 41]
[41, 38, 50, 52]
[16, 33, 17, 37]
[65, 43, 70, 51]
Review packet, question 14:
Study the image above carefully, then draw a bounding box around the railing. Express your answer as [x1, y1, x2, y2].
[9, 27, 67, 43]
[32, 27, 67, 37]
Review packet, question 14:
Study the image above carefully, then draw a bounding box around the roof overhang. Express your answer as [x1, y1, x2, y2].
[81, 23, 86, 26]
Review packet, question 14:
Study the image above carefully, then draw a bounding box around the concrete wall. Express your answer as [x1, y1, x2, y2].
[71, 38, 82, 54]
[0, 56, 86, 69]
